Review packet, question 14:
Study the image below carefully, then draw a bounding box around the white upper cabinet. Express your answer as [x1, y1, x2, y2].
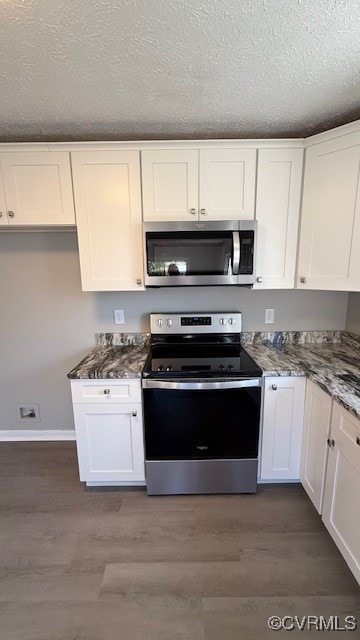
[198, 149, 256, 219]
[141, 150, 198, 221]
[297, 131, 360, 291]
[141, 148, 256, 221]
[71, 150, 144, 291]
[254, 148, 303, 289]
[0, 152, 75, 226]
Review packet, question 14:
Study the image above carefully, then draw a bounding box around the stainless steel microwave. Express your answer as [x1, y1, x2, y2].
[143, 220, 257, 287]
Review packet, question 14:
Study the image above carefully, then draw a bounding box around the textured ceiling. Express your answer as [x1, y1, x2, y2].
[1, 0, 360, 141]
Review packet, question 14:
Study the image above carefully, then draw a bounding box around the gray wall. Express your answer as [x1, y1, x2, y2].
[0, 232, 350, 431]
[345, 293, 360, 335]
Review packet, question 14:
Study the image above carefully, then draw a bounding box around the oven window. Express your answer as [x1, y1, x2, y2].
[146, 231, 233, 277]
[143, 386, 261, 460]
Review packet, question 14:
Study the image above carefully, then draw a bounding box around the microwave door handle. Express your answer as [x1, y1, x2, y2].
[232, 232, 240, 275]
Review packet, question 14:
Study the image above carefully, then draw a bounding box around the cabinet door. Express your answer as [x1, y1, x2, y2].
[73, 403, 145, 483]
[71, 150, 144, 291]
[260, 377, 306, 480]
[297, 132, 360, 291]
[199, 149, 256, 220]
[254, 148, 303, 289]
[322, 402, 360, 584]
[0, 152, 75, 225]
[0, 164, 7, 226]
[300, 380, 332, 513]
[141, 149, 198, 221]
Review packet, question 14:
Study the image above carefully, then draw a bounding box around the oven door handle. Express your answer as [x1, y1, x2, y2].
[142, 378, 262, 390]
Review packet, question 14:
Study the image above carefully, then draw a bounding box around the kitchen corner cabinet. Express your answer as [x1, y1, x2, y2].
[141, 148, 256, 221]
[0, 152, 75, 226]
[254, 148, 303, 289]
[322, 402, 360, 584]
[300, 379, 332, 513]
[70, 379, 145, 485]
[297, 131, 360, 291]
[71, 151, 144, 291]
[260, 376, 306, 481]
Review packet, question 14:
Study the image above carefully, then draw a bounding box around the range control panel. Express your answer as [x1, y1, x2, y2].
[150, 312, 242, 334]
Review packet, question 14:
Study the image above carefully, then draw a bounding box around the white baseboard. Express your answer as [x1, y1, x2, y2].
[0, 430, 76, 441]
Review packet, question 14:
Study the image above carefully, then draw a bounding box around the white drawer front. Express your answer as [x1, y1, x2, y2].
[70, 379, 141, 404]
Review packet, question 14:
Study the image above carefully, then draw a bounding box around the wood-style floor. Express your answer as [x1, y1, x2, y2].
[0, 442, 359, 639]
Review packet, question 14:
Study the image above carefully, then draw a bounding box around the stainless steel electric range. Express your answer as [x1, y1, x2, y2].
[142, 312, 263, 495]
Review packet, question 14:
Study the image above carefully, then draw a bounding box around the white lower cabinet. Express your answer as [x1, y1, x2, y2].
[322, 402, 360, 584]
[260, 376, 306, 481]
[70, 379, 145, 485]
[300, 379, 332, 513]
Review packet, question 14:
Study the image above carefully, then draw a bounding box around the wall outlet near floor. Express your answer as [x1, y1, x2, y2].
[114, 309, 125, 325]
[18, 404, 40, 422]
[265, 308, 275, 324]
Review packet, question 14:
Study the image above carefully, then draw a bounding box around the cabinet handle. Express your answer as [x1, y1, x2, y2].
[190, 208, 197, 215]
[271, 384, 277, 391]
[136, 278, 142, 286]
[256, 276, 263, 283]
[8, 211, 15, 218]
[132, 410, 137, 417]
[356, 436, 360, 446]
[103, 389, 110, 395]
[300, 277, 306, 284]
[200, 208, 206, 215]
[327, 438, 335, 448]
[0, 212, 2, 218]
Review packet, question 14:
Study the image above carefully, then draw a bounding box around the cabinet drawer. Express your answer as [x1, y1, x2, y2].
[70, 379, 141, 404]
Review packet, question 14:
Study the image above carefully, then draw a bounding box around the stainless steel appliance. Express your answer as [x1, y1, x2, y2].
[143, 221, 257, 287]
[142, 312, 263, 495]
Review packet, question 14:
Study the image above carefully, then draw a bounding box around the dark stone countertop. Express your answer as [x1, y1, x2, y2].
[245, 335, 360, 420]
[67, 330, 360, 420]
[67, 343, 149, 380]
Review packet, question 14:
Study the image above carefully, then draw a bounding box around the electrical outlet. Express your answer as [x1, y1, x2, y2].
[18, 404, 40, 422]
[265, 308, 275, 324]
[114, 309, 125, 325]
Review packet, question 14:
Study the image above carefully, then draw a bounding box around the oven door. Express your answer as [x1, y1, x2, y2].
[142, 378, 262, 460]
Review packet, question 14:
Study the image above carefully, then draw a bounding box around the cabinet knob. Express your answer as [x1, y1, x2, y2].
[356, 436, 360, 446]
[8, 211, 15, 218]
[300, 276, 306, 284]
[103, 388, 110, 395]
[327, 438, 335, 448]
[190, 208, 197, 215]
[0, 212, 2, 218]
[256, 276, 263, 283]
[132, 410, 137, 417]
[200, 208, 206, 215]
[271, 384, 277, 391]
[136, 278, 142, 286]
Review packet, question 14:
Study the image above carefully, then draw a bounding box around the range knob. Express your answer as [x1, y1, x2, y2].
[227, 364, 234, 370]
[157, 365, 165, 371]
[166, 365, 173, 371]
[157, 319, 164, 327]
[228, 318, 236, 325]
[166, 319, 173, 327]
[219, 318, 227, 325]
[219, 365, 225, 371]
